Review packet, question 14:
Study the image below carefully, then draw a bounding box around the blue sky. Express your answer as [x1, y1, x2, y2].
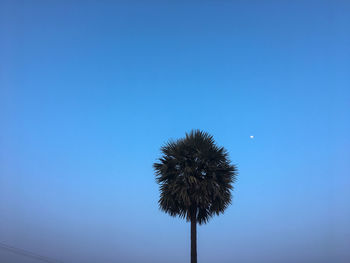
[0, 1, 349, 262]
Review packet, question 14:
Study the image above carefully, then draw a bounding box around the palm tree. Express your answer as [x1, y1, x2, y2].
[153, 130, 237, 263]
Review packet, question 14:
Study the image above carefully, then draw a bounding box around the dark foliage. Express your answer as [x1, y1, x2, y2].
[154, 130, 237, 225]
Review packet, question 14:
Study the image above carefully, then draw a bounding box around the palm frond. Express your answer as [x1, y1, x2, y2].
[154, 130, 238, 225]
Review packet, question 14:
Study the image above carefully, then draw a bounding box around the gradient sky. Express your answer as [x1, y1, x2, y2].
[1, 1, 349, 263]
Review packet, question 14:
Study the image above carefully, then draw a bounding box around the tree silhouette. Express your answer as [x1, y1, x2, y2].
[154, 130, 237, 263]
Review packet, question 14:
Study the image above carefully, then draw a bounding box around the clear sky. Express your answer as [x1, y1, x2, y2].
[1, 1, 349, 262]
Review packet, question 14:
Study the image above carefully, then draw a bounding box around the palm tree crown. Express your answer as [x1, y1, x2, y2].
[154, 130, 237, 225]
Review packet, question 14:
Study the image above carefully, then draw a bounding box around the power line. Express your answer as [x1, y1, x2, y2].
[0, 242, 63, 263]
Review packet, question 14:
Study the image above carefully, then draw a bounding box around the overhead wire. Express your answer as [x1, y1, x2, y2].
[0, 242, 63, 263]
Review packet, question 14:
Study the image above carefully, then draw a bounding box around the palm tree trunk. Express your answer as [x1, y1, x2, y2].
[191, 215, 197, 263]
